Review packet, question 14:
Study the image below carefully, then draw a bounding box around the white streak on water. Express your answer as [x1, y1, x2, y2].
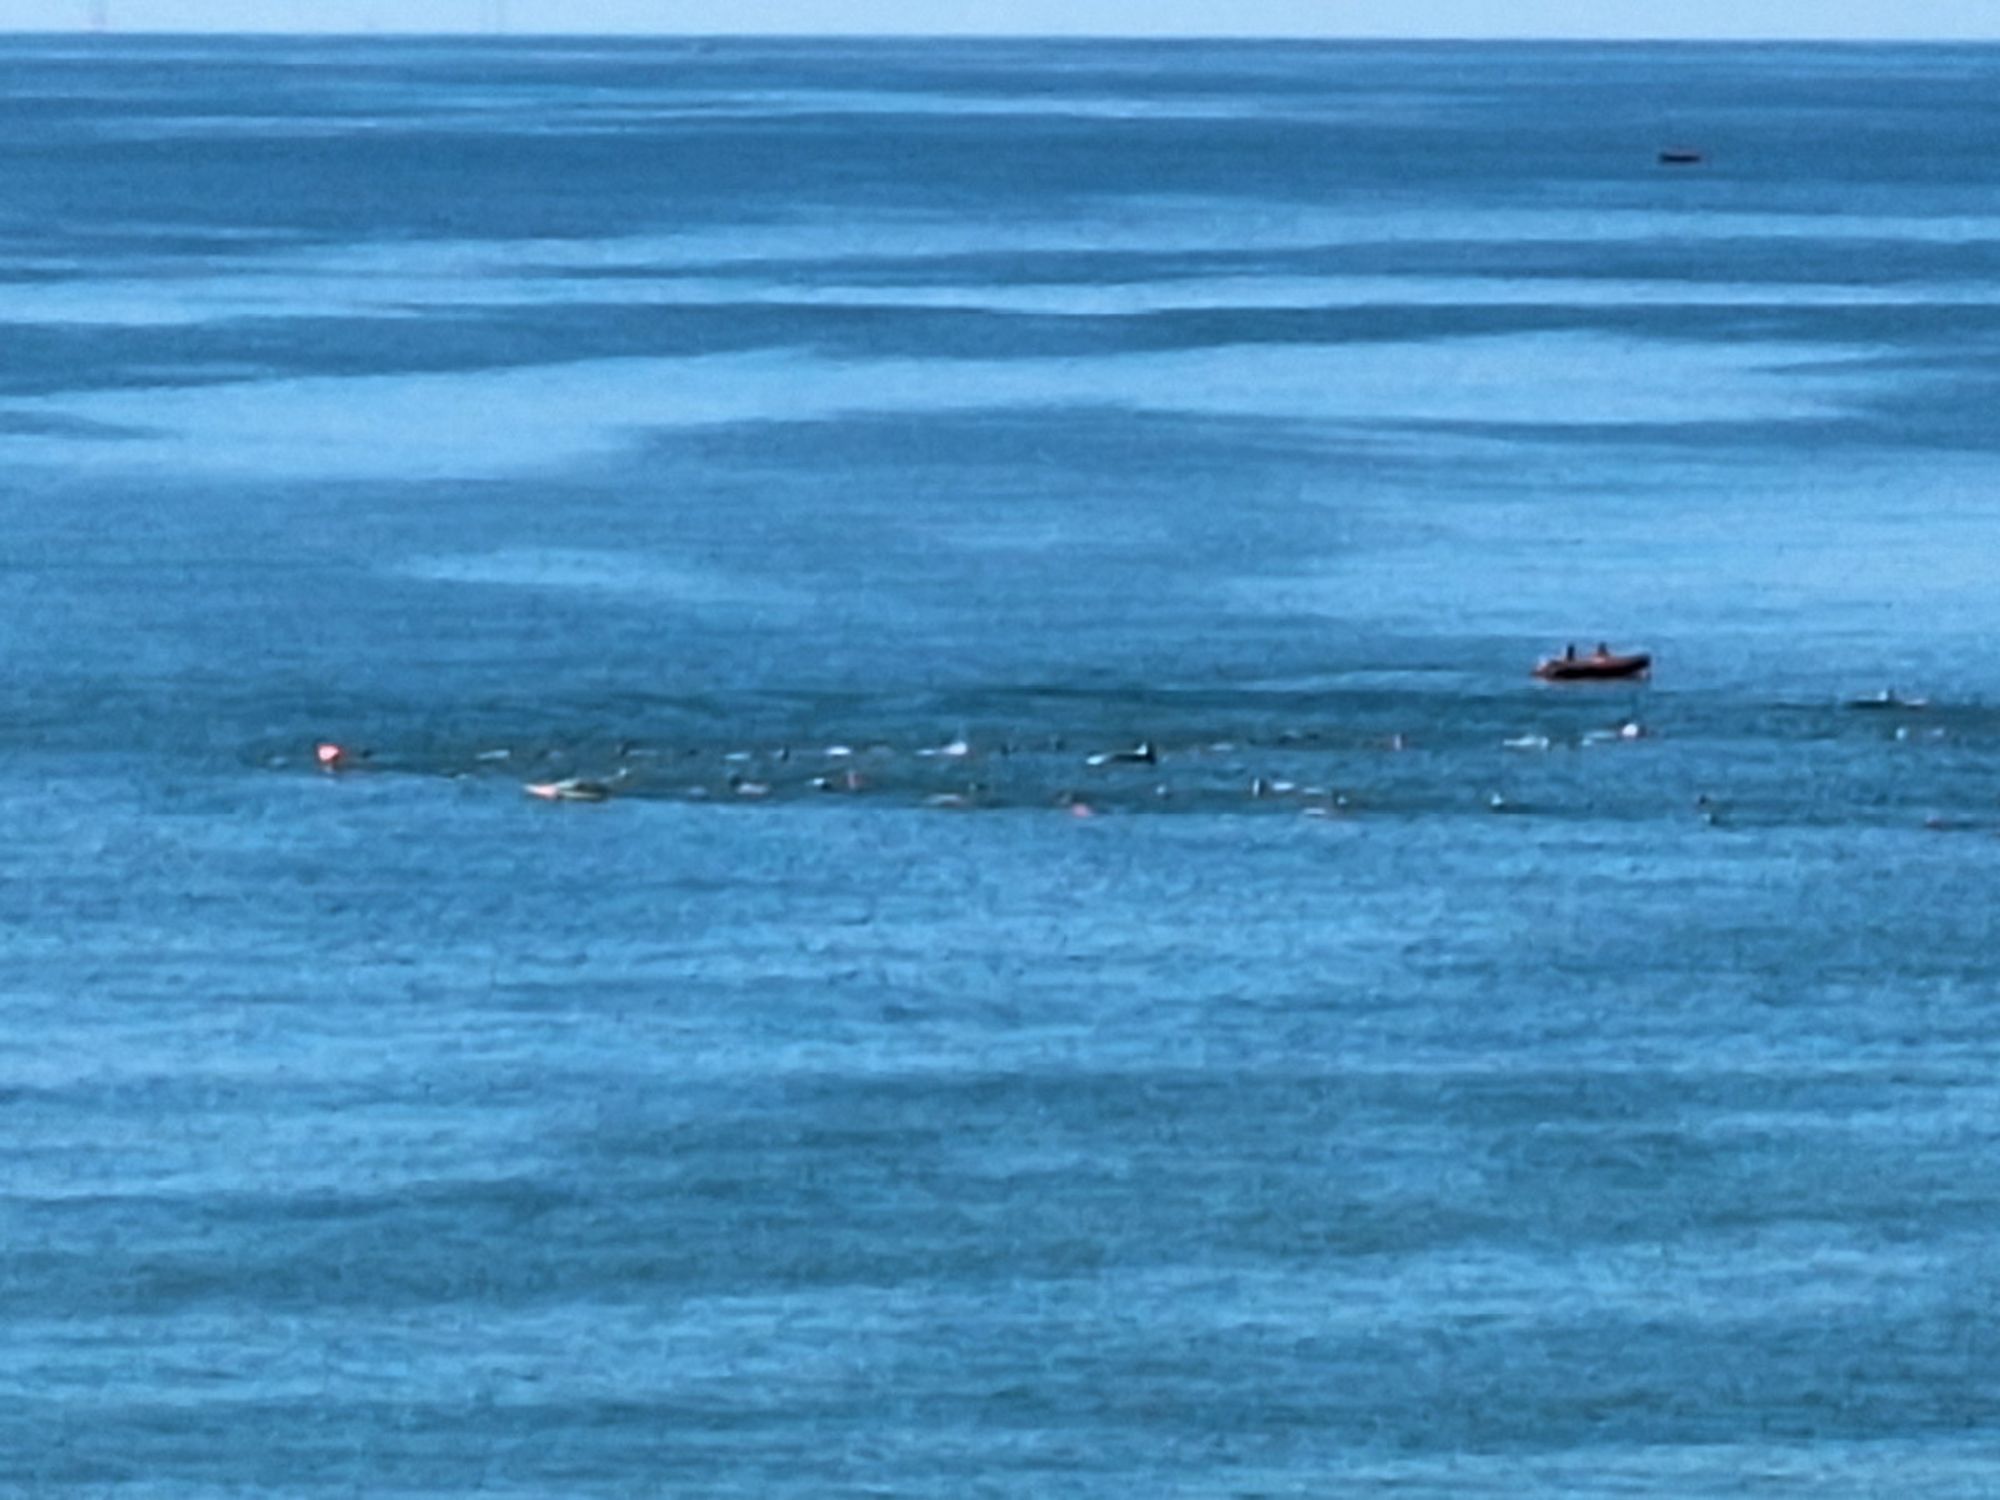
[394, 548, 810, 610]
[6, 334, 1862, 480]
[12, 201, 2000, 329]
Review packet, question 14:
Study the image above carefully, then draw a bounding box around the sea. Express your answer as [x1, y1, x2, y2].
[3, 34, 2000, 1496]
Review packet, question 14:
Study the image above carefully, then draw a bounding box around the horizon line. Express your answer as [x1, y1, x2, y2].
[6, 27, 1997, 43]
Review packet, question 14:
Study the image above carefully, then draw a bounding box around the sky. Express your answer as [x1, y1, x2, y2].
[6, 0, 2000, 39]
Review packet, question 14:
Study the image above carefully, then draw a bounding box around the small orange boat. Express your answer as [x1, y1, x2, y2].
[1534, 647, 1651, 681]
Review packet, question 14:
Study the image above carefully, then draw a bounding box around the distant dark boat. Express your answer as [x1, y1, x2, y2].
[1658, 148, 1704, 166]
[1534, 649, 1651, 682]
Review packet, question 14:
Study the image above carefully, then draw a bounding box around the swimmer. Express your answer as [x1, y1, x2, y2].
[1085, 741, 1157, 767]
[524, 776, 612, 803]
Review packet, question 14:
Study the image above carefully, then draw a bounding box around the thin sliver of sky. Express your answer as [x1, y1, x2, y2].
[9, 0, 2000, 39]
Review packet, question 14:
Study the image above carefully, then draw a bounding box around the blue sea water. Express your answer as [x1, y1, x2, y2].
[5, 34, 2000, 1495]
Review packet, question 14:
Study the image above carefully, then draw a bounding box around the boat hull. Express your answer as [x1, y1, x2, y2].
[1534, 653, 1651, 681]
